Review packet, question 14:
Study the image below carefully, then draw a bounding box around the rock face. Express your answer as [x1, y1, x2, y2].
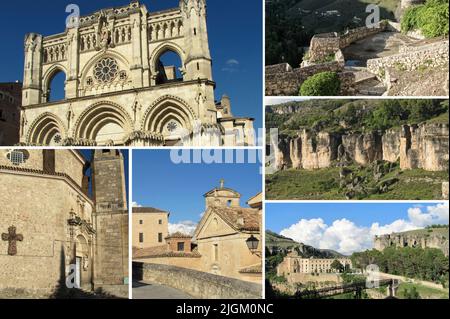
[374, 227, 449, 257]
[400, 124, 449, 171]
[382, 129, 401, 162]
[342, 132, 383, 166]
[271, 124, 449, 172]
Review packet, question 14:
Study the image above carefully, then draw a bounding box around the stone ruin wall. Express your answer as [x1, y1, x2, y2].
[308, 23, 388, 63]
[367, 40, 449, 79]
[374, 232, 449, 257]
[265, 62, 354, 96]
[271, 123, 449, 172]
[265, 23, 392, 96]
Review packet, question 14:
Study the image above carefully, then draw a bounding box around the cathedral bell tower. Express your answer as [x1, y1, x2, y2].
[91, 150, 129, 289]
[180, 0, 213, 81]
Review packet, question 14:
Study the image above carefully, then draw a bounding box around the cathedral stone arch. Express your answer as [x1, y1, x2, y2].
[73, 101, 133, 146]
[26, 112, 67, 146]
[141, 95, 197, 140]
[42, 64, 68, 102]
[150, 42, 186, 83]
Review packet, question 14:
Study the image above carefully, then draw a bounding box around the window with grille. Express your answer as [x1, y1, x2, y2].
[9, 150, 25, 166]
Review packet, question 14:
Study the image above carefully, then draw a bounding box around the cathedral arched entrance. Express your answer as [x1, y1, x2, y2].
[26, 113, 66, 146]
[141, 96, 196, 146]
[74, 101, 133, 146]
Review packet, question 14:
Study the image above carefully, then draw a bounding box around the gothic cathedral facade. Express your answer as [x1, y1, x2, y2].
[20, 0, 255, 147]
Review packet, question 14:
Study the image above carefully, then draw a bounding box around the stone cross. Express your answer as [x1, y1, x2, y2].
[1, 226, 23, 256]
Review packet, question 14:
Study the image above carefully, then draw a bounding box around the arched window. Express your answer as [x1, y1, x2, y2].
[47, 70, 66, 102]
[155, 50, 183, 85]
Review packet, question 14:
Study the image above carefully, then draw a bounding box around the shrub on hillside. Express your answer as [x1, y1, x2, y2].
[299, 71, 341, 96]
[401, 0, 449, 38]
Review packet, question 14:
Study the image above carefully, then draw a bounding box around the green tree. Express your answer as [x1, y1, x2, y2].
[330, 259, 344, 273]
[299, 72, 341, 96]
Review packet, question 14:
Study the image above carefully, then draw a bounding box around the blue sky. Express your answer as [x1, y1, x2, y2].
[0, 0, 262, 129]
[132, 150, 262, 226]
[266, 202, 449, 255]
[80, 149, 129, 199]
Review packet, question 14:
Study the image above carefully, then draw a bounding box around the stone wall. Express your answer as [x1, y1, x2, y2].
[367, 40, 449, 78]
[307, 23, 387, 63]
[133, 262, 262, 299]
[271, 123, 449, 172]
[265, 62, 354, 96]
[0, 171, 94, 298]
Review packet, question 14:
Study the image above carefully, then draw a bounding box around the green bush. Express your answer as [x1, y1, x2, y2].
[299, 71, 341, 96]
[401, 0, 449, 38]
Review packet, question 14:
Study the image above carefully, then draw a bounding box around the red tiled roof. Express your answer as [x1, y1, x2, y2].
[208, 206, 260, 231]
[133, 245, 201, 259]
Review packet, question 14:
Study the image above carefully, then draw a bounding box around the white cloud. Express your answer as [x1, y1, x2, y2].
[222, 58, 240, 73]
[169, 220, 197, 236]
[407, 203, 449, 227]
[226, 59, 239, 66]
[279, 203, 449, 255]
[132, 202, 142, 207]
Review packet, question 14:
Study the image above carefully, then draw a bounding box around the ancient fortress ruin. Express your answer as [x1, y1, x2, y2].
[265, 0, 449, 96]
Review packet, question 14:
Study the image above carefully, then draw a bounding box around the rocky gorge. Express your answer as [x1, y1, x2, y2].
[271, 123, 449, 172]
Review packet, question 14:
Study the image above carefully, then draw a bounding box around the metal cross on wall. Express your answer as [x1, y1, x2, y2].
[1, 226, 23, 256]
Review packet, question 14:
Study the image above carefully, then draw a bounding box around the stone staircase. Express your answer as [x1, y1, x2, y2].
[345, 66, 387, 96]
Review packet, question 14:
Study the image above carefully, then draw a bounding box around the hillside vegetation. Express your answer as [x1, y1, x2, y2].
[266, 99, 449, 136]
[401, 0, 449, 38]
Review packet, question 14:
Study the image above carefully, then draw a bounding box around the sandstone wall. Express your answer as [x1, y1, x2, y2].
[133, 262, 262, 299]
[271, 124, 449, 172]
[0, 172, 94, 298]
[367, 40, 449, 78]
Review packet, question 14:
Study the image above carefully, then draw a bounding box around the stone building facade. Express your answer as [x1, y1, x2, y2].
[133, 181, 262, 284]
[277, 252, 352, 277]
[0, 149, 128, 298]
[0, 82, 22, 146]
[20, 0, 254, 147]
[132, 207, 169, 249]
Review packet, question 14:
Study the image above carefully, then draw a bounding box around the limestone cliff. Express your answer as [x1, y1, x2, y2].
[374, 227, 449, 257]
[271, 123, 449, 172]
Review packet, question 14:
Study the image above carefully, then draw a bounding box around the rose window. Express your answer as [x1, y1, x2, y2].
[53, 134, 62, 145]
[166, 121, 178, 133]
[94, 58, 119, 83]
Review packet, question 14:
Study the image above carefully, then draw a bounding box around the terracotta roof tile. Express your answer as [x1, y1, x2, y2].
[209, 206, 260, 231]
[133, 207, 168, 214]
[166, 232, 192, 239]
[133, 245, 201, 259]
[239, 264, 262, 274]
